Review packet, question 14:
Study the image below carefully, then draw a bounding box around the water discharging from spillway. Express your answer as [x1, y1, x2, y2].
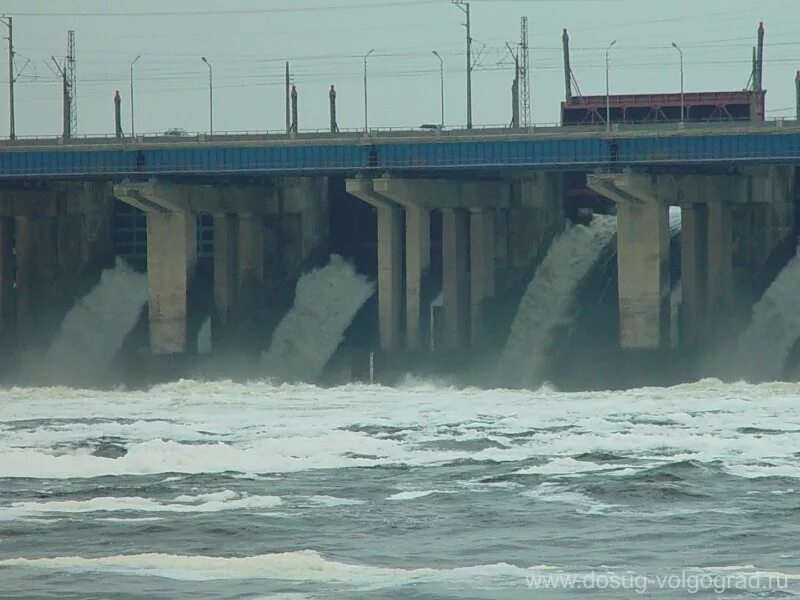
[40, 258, 148, 386]
[498, 215, 618, 389]
[735, 253, 800, 381]
[262, 255, 375, 382]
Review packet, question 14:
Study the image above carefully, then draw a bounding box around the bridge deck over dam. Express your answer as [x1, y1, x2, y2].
[2, 121, 800, 180]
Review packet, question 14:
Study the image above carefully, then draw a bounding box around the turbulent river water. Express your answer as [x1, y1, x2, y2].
[1, 379, 799, 598]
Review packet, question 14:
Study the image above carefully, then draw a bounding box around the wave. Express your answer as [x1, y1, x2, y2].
[5, 491, 281, 517]
[0, 551, 559, 585]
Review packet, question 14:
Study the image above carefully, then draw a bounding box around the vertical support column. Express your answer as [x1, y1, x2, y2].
[405, 204, 430, 350]
[147, 211, 197, 354]
[213, 213, 238, 346]
[616, 200, 671, 349]
[0, 218, 13, 342]
[14, 216, 58, 346]
[377, 205, 404, 351]
[469, 208, 495, 347]
[441, 208, 469, 350]
[680, 204, 708, 349]
[237, 212, 265, 332]
[707, 202, 733, 322]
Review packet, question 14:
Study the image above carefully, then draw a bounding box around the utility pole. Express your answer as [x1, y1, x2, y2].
[67, 30, 76, 136]
[433, 50, 444, 128]
[506, 43, 520, 129]
[285, 61, 290, 135]
[130, 54, 141, 137]
[452, 1, 472, 129]
[50, 56, 71, 140]
[201, 56, 213, 135]
[1, 16, 15, 139]
[605, 40, 616, 132]
[363, 48, 375, 132]
[671, 43, 684, 123]
[520, 16, 531, 127]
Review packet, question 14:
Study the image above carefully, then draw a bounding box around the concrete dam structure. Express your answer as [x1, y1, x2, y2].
[0, 135, 797, 385]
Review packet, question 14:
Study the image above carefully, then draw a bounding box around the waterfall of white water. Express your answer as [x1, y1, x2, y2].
[735, 253, 800, 381]
[499, 215, 618, 388]
[262, 255, 375, 382]
[40, 258, 147, 386]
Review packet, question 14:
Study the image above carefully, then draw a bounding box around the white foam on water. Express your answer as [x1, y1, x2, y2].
[304, 495, 365, 507]
[262, 255, 375, 382]
[499, 215, 617, 388]
[5, 491, 282, 517]
[736, 254, 800, 381]
[36, 258, 147, 386]
[386, 490, 455, 501]
[515, 457, 635, 477]
[0, 551, 558, 585]
[1, 379, 800, 480]
[521, 482, 624, 515]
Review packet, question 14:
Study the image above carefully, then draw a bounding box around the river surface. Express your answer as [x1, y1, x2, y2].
[1, 379, 799, 598]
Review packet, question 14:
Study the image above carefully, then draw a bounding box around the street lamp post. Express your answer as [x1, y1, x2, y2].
[605, 40, 616, 132]
[201, 56, 213, 135]
[433, 50, 444, 128]
[363, 48, 375, 133]
[130, 54, 141, 137]
[671, 42, 684, 123]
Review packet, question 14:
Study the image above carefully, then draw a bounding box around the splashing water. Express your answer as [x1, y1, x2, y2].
[262, 255, 375, 382]
[498, 216, 617, 388]
[736, 253, 800, 381]
[39, 257, 147, 386]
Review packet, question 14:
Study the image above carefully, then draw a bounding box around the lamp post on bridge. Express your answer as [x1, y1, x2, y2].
[201, 56, 213, 135]
[433, 50, 444, 129]
[672, 42, 685, 123]
[363, 49, 375, 133]
[605, 40, 616, 132]
[130, 54, 141, 137]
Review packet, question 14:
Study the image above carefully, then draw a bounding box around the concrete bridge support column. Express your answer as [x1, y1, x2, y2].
[617, 199, 671, 349]
[14, 215, 59, 347]
[404, 204, 431, 350]
[376, 205, 404, 351]
[680, 204, 709, 349]
[0, 218, 14, 345]
[212, 213, 238, 347]
[706, 201, 733, 323]
[236, 212, 266, 335]
[470, 208, 495, 348]
[442, 208, 469, 349]
[588, 173, 671, 349]
[147, 211, 197, 354]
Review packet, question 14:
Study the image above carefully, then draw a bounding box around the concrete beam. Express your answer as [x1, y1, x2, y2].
[470, 208, 495, 347]
[442, 208, 470, 349]
[373, 176, 510, 210]
[147, 211, 197, 354]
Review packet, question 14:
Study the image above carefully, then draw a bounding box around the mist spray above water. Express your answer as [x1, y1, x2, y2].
[262, 255, 375, 382]
[498, 216, 617, 388]
[735, 253, 800, 381]
[39, 257, 147, 386]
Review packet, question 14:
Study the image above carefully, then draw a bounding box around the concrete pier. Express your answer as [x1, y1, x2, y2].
[404, 204, 431, 350]
[147, 211, 197, 354]
[679, 204, 708, 348]
[0, 218, 11, 343]
[212, 213, 238, 346]
[469, 208, 495, 347]
[442, 208, 469, 349]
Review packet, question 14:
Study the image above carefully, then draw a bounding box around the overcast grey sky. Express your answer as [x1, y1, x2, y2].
[2, 0, 799, 137]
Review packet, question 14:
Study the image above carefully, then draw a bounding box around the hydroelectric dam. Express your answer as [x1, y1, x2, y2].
[2, 22, 800, 388]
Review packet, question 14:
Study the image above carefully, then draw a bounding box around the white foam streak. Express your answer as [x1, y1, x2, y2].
[500, 216, 617, 388]
[262, 255, 374, 382]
